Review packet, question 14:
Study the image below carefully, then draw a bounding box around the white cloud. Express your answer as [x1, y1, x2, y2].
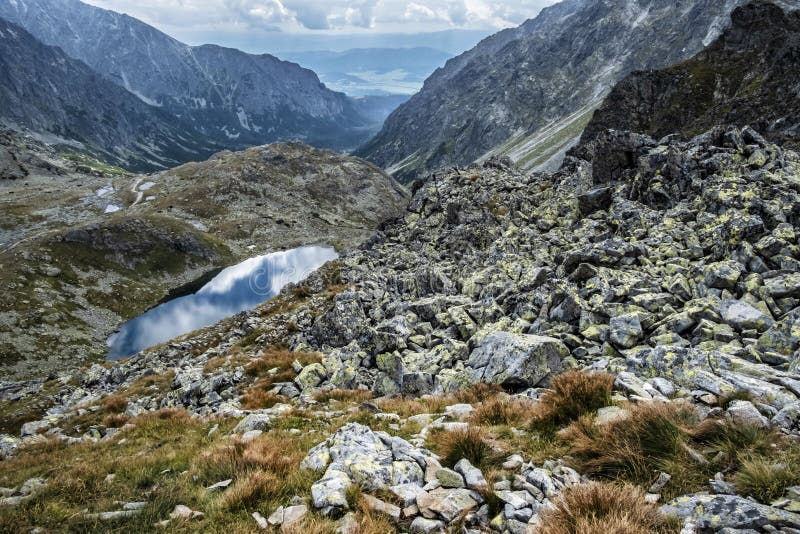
[84, 0, 559, 35]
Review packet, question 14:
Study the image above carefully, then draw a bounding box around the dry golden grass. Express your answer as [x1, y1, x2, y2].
[470, 396, 539, 426]
[377, 383, 503, 417]
[239, 381, 287, 410]
[220, 470, 278, 510]
[562, 402, 695, 484]
[530, 370, 615, 431]
[539, 482, 679, 534]
[102, 413, 131, 428]
[313, 389, 374, 405]
[100, 394, 129, 413]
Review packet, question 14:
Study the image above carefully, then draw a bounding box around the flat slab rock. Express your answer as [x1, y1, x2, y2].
[661, 493, 800, 531]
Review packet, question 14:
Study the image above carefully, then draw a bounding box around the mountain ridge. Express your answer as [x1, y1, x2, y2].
[356, 0, 754, 183]
[0, 0, 374, 165]
[0, 18, 224, 171]
[576, 0, 800, 153]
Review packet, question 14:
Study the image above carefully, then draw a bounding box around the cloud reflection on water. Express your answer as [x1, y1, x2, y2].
[107, 245, 338, 360]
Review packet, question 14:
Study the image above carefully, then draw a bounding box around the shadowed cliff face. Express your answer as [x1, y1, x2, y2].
[577, 1, 800, 152]
[356, 0, 753, 183]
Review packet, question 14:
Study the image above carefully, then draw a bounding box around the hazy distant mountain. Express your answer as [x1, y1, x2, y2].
[0, 19, 222, 171]
[357, 0, 756, 182]
[0, 0, 372, 158]
[281, 48, 452, 96]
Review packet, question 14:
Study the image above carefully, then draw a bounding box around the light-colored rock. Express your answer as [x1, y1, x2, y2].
[727, 400, 770, 428]
[455, 459, 488, 491]
[467, 332, 567, 388]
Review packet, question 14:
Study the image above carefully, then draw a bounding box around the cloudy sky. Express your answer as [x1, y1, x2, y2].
[83, 0, 559, 52]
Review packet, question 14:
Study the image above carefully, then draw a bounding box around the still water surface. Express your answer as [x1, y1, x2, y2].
[107, 246, 338, 359]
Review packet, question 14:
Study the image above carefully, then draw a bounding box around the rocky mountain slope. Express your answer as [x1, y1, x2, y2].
[0, 19, 223, 171]
[3, 122, 800, 532]
[0, 131, 408, 381]
[357, 0, 759, 182]
[0, 0, 373, 167]
[578, 1, 800, 151]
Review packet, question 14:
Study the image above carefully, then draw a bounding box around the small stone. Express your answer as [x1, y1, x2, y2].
[410, 516, 445, 533]
[594, 406, 629, 426]
[282, 505, 308, 526]
[206, 479, 233, 491]
[169, 504, 203, 520]
[252, 511, 268, 529]
[727, 400, 770, 428]
[454, 459, 488, 491]
[444, 404, 474, 421]
[503, 455, 524, 471]
[705, 261, 742, 290]
[362, 494, 401, 522]
[649, 473, 672, 494]
[436, 468, 465, 488]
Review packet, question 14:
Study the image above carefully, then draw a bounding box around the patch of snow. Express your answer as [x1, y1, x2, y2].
[120, 71, 161, 107]
[190, 221, 208, 232]
[236, 107, 252, 131]
[145, 195, 156, 201]
[95, 185, 114, 197]
[138, 181, 156, 191]
[220, 126, 240, 140]
[104, 204, 122, 214]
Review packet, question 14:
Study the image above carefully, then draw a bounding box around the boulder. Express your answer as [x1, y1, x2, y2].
[719, 299, 773, 332]
[467, 332, 567, 389]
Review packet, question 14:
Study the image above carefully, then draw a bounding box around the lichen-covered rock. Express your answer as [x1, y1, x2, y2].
[467, 332, 567, 389]
[661, 493, 800, 531]
[301, 424, 439, 513]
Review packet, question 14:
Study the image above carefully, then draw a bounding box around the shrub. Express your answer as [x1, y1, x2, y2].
[539, 482, 678, 534]
[734, 458, 800, 503]
[435, 428, 501, 470]
[531, 370, 615, 431]
[563, 402, 695, 484]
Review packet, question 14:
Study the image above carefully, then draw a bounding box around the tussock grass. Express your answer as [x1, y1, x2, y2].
[539, 482, 679, 534]
[734, 457, 800, 503]
[240, 382, 287, 410]
[563, 402, 695, 484]
[313, 389, 374, 405]
[434, 427, 503, 470]
[530, 370, 615, 432]
[470, 396, 539, 426]
[560, 399, 800, 500]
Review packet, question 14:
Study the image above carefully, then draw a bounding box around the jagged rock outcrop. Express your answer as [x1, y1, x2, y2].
[357, 0, 757, 182]
[578, 1, 800, 154]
